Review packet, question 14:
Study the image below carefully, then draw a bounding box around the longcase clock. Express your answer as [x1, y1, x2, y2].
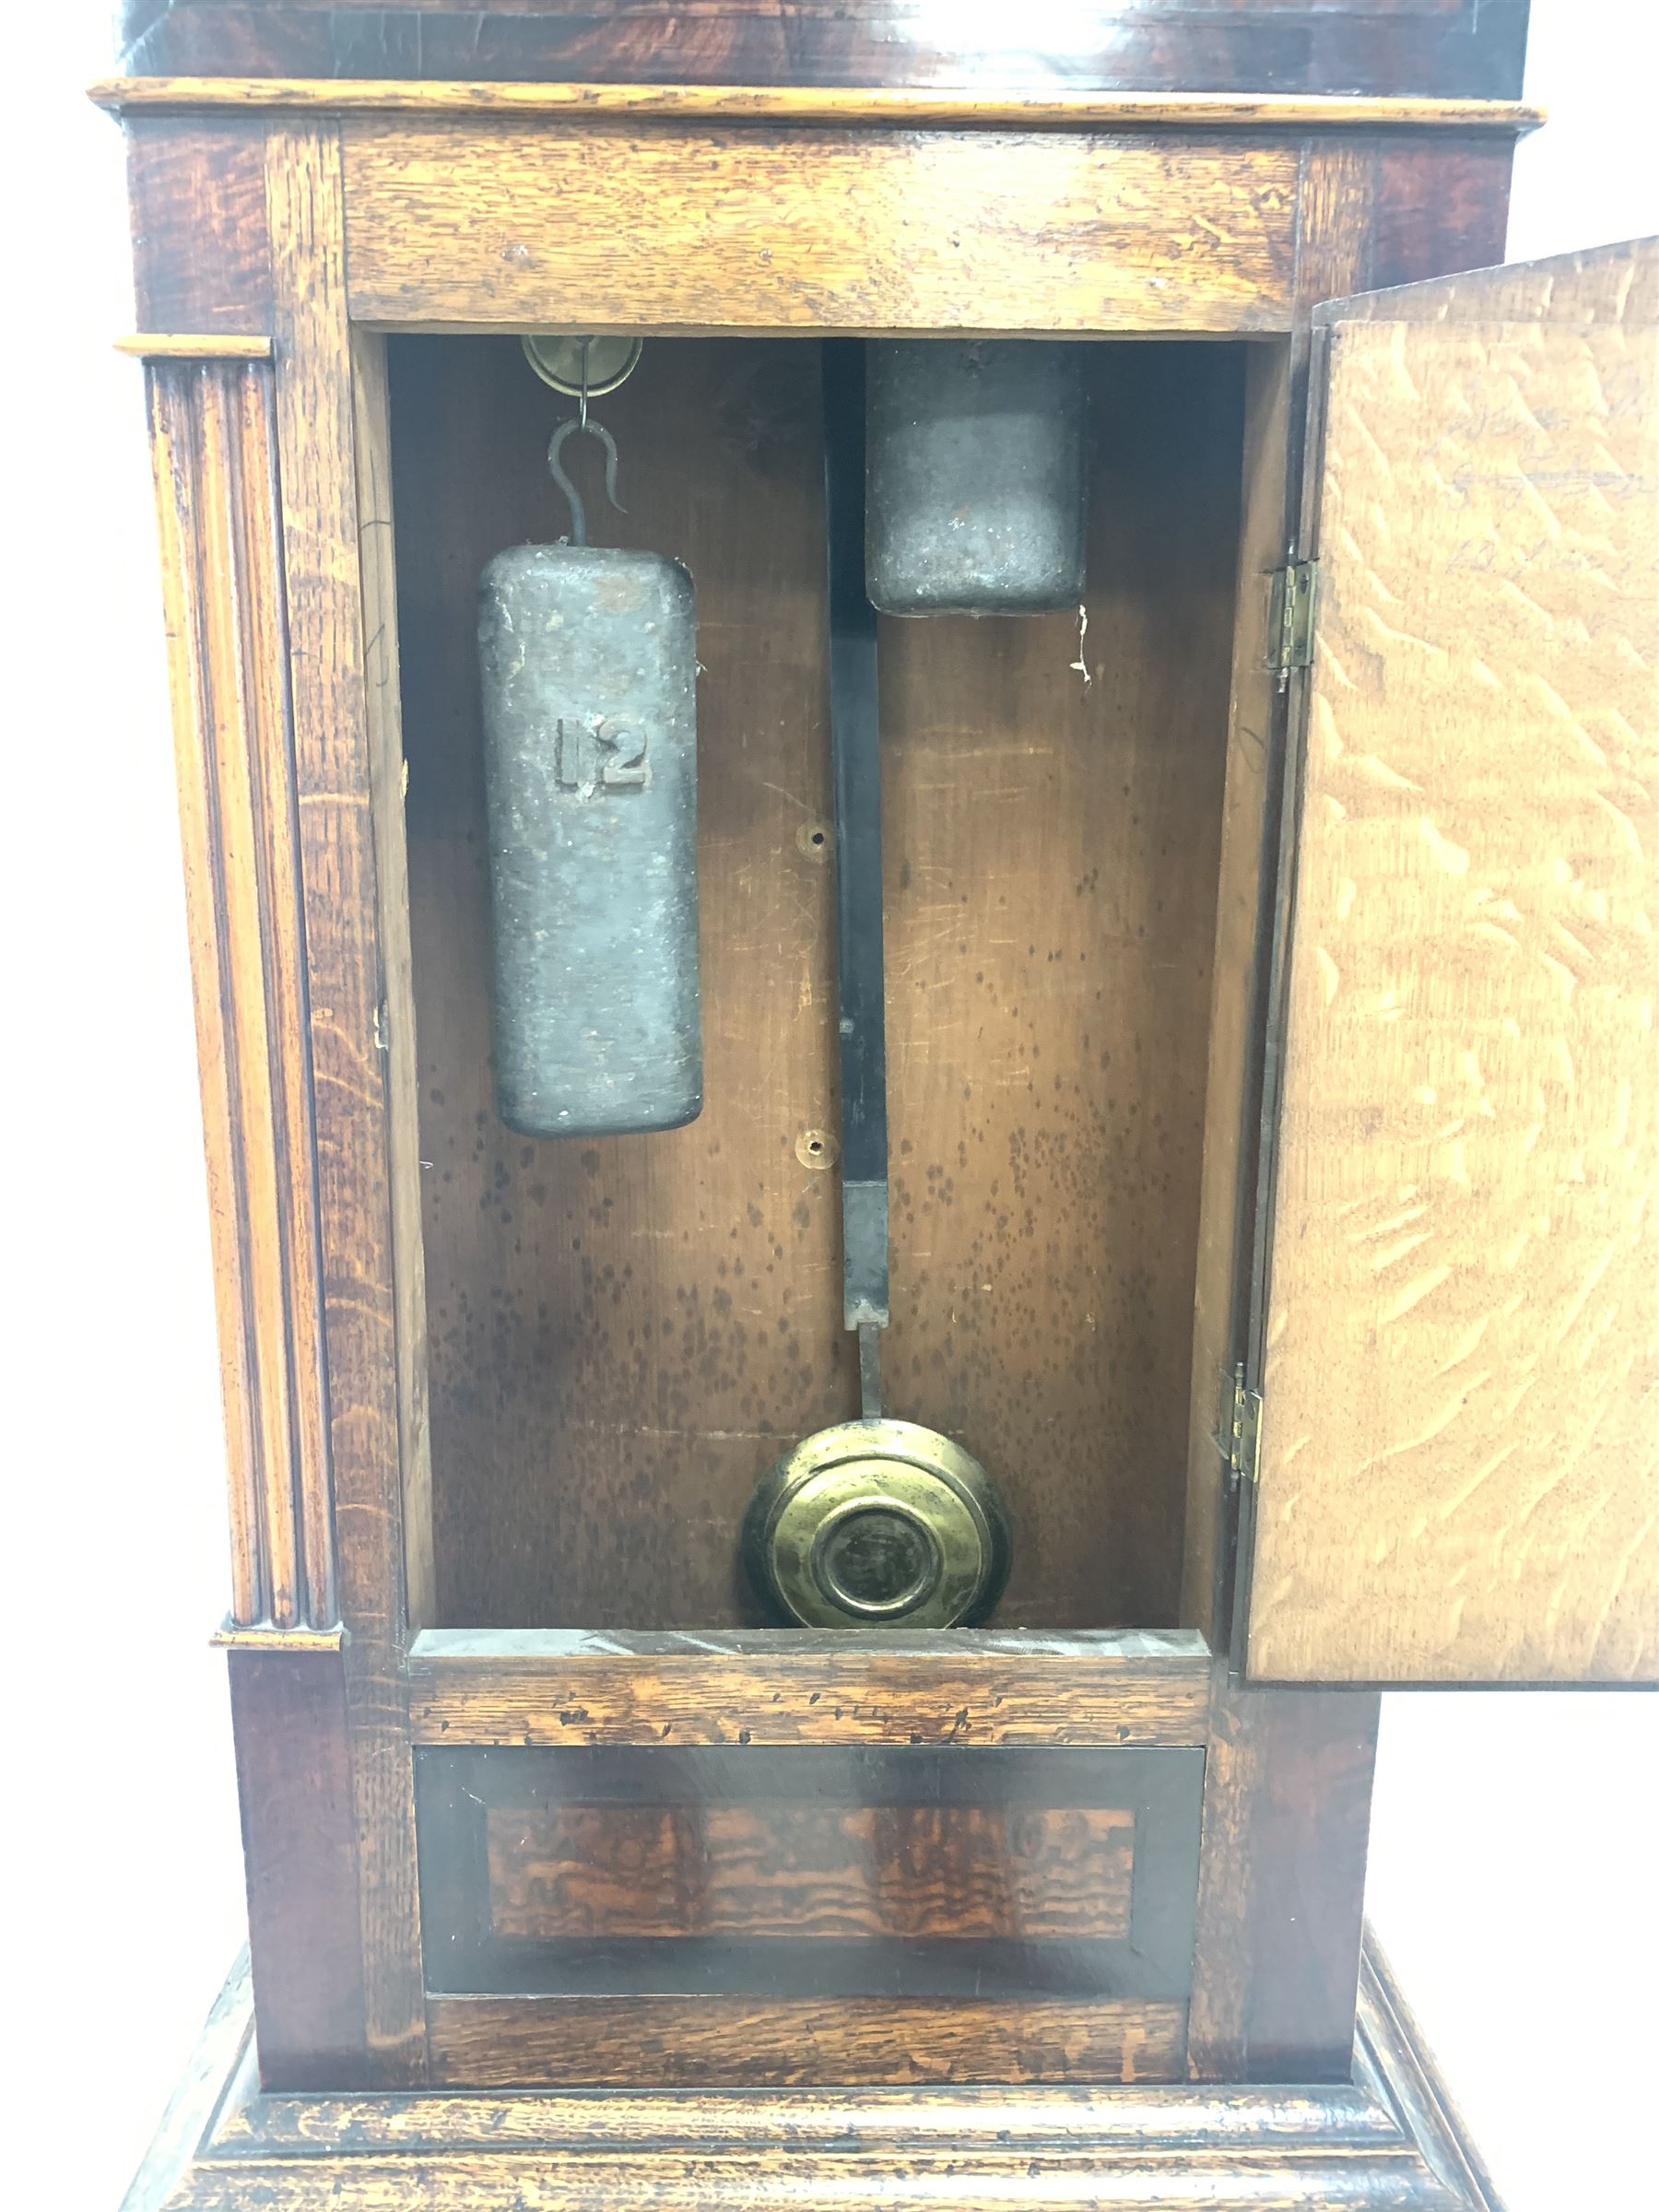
[107, 6, 1655, 2208]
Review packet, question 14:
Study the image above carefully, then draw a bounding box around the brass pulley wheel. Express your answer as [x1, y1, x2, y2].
[744, 1419, 1010, 1630]
[522, 334, 643, 400]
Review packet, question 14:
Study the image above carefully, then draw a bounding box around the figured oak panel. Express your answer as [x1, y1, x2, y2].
[1250, 236, 1659, 1683]
[342, 122, 1298, 334]
[415, 1743, 1205, 2031]
[486, 1803, 1135, 1944]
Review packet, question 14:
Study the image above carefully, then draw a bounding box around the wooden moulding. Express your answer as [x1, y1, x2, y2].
[212, 1621, 345, 1653]
[89, 78, 1544, 130]
[124, 1936, 1501, 2211]
[142, 347, 336, 1634]
[406, 1630, 1213, 1747]
[119, 332, 274, 359]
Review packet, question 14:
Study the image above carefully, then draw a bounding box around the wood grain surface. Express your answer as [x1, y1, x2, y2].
[1180, 134, 1521, 1648]
[425, 1993, 1188, 2087]
[1181, 139, 1400, 1644]
[483, 1800, 1136, 1943]
[265, 122, 428, 2076]
[212, 2062, 1398, 2154]
[395, 336, 1241, 1632]
[414, 1739, 1204, 2016]
[406, 1629, 1214, 1746]
[350, 327, 437, 1631]
[121, 332, 274, 358]
[879, 343, 1242, 1629]
[1250, 235, 1659, 1682]
[1187, 1683, 1378, 2081]
[1179, 341, 1294, 1645]
[94, 77, 1544, 129]
[229, 1653, 370, 2087]
[144, 352, 335, 1631]
[124, 117, 273, 335]
[132, 1933, 1500, 2211]
[1368, 134, 1515, 294]
[109, 0, 1534, 102]
[342, 123, 1300, 335]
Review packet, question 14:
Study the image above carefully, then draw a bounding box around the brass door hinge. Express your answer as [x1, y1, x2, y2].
[1216, 1363, 1263, 1488]
[1268, 559, 1318, 678]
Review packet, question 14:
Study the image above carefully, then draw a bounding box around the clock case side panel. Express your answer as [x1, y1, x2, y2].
[126, 114, 434, 2086]
[137, 326, 382, 2087]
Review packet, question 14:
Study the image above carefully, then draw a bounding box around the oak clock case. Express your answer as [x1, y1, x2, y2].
[106, 7, 1656, 2206]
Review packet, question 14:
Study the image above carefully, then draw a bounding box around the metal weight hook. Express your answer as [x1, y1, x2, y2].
[547, 416, 627, 548]
[546, 335, 629, 546]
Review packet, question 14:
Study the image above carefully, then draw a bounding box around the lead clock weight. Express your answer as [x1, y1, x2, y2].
[477, 394, 702, 1138]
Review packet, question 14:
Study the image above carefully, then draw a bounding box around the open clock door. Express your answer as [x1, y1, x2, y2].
[1242, 237, 1659, 1685]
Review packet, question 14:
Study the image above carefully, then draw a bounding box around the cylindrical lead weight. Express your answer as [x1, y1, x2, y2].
[865, 340, 1088, 617]
[477, 543, 701, 1136]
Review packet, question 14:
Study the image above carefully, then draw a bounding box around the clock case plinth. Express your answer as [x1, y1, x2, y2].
[128, 1938, 1503, 2212]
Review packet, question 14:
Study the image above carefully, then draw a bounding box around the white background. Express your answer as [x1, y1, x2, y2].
[2, 6, 1654, 2206]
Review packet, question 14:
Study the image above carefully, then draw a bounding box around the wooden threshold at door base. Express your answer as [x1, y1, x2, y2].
[405, 1627, 1214, 1747]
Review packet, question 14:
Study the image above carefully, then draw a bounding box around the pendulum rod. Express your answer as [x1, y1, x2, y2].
[822, 339, 888, 1421]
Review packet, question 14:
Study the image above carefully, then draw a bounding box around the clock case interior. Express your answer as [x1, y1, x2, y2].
[392, 328, 1256, 1642]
